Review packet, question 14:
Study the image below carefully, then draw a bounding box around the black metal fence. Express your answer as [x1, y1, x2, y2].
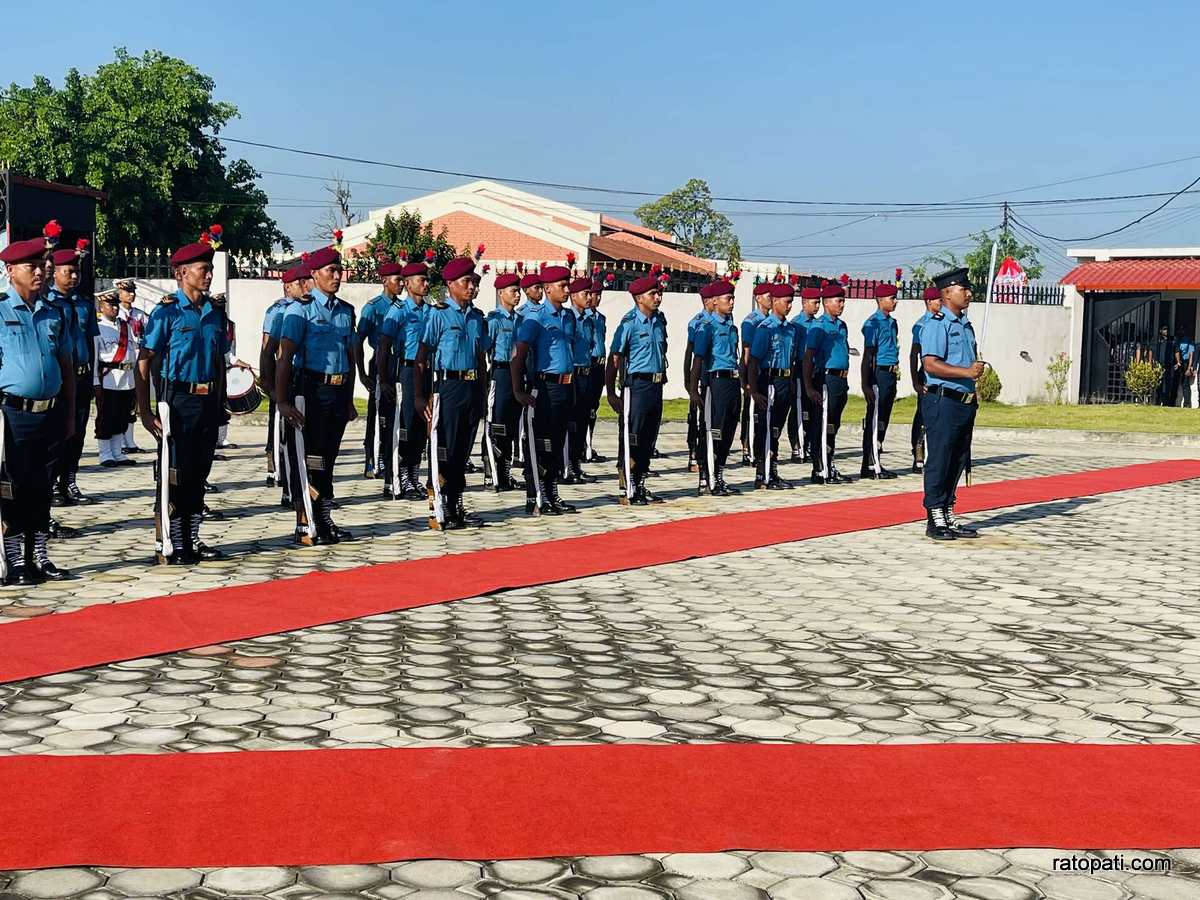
[830, 278, 1064, 306]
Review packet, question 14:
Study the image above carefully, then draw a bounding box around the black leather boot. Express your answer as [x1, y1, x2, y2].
[546, 479, 577, 514]
[3, 534, 33, 585]
[944, 506, 980, 538]
[925, 508, 957, 541]
[190, 516, 224, 560]
[30, 531, 67, 580]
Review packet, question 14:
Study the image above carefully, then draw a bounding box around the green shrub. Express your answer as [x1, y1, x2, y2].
[1044, 352, 1072, 404]
[1124, 359, 1163, 404]
[977, 366, 1002, 402]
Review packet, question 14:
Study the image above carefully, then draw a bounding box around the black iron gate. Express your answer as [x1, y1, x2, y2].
[1079, 292, 1160, 402]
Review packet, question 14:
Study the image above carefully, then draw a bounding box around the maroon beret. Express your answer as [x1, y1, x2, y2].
[169, 242, 216, 267]
[495, 273, 521, 290]
[50, 249, 81, 267]
[769, 283, 795, 299]
[873, 283, 898, 299]
[923, 285, 941, 301]
[400, 262, 429, 279]
[305, 246, 341, 271]
[441, 257, 476, 283]
[519, 273, 542, 289]
[378, 261, 405, 277]
[752, 282, 774, 296]
[540, 265, 571, 285]
[628, 274, 660, 297]
[0, 237, 50, 265]
[569, 276, 593, 294]
[699, 280, 735, 300]
[799, 287, 822, 300]
[281, 265, 310, 284]
[821, 283, 845, 299]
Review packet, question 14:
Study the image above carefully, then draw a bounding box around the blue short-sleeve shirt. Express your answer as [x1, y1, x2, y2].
[862, 309, 900, 366]
[805, 314, 851, 371]
[517, 302, 576, 375]
[911, 311, 931, 346]
[380, 296, 430, 361]
[741, 308, 766, 352]
[358, 292, 397, 350]
[569, 305, 594, 367]
[262, 297, 290, 337]
[693, 311, 739, 372]
[611, 308, 667, 374]
[143, 289, 229, 383]
[421, 301, 487, 371]
[47, 288, 99, 365]
[920, 309, 978, 393]
[591, 310, 607, 360]
[487, 308, 518, 363]
[279, 286, 355, 375]
[750, 314, 799, 369]
[687, 309, 708, 347]
[0, 292, 69, 399]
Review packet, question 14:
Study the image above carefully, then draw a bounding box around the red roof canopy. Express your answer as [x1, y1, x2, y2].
[1061, 258, 1200, 291]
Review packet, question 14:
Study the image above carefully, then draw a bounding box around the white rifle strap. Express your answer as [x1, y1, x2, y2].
[621, 380, 633, 500]
[872, 383, 882, 476]
[764, 382, 775, 471]
[747, 383, 756, 463]
[429, 388, 445, 524]
[391, 377, 403, 496]
[292, 396, 317, 539]
[524, 388, 544, 508]
[372, 367, 382, 474]
[484, 376, 499, 491]
[821, 382, 830, 479]
[157, 400, 174, 556]
[703, 383, 716, 488]
[272, 402, 285, 485]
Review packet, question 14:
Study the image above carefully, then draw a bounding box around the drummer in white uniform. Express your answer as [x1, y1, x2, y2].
[116, 279, 148, 454]
[93, 290, 138, 467]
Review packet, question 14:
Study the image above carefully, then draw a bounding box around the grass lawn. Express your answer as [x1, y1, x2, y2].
[356, 396, 1200, 434]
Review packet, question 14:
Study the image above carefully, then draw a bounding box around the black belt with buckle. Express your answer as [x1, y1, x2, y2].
[709, 370, 737, 380]
[101, 361, 135, 372]
[304, 370, 349, 385]
[876, 364, 900, 374]
[0, 392, 57, 414]
[539, 372, 573, 385]
[827, 369, 849, 378]
[930, 384, 977, 405]
[574, 365, 592, 375]
[630, 372, 666, 383]
[490, 361, 511, 370]
[592, 357, 605, 366]
[767, 368, 792, 378]
[74, 364, 91, 377]
[439, 369, 478, 381]
[395, 359, 415, 368]
[170, 379, 217, 395]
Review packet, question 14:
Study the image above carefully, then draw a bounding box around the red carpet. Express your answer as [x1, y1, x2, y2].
[0, 458, 1196, 684]
[3, 742, 1200, 867]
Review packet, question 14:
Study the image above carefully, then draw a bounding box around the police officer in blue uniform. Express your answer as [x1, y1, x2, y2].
[739, 281, 774, 466]
[378, 260, 432, 501]
[920, 267, 985, 540]
[259, 265, 310, 504]
[684, 291, 716, 473]
[689, 280, 741, 496]
[747, 283, 799, 490]
[357, 261, 406, 495]
[356, 262, 405, 480]
[46, 242, 98, 506]
[137, 237, 229, 564]
[787, 286, 822, 463]
[513, 265, 577, 516]
[481, 273, 524, 491]
[909, 285, 942, 471]
[464, 272, 488, 476]
[0, 229, 76, 584]
[275, 244, 358, 546]
[586, 279, 608, 463]
[564, 276, 598, 485]
[607, 274, 669, 505]
[803, 282, 853, 484]
[861, 282, 901, 479]
[414, 257, 489, 530]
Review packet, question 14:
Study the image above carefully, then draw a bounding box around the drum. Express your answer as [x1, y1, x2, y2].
[225, 365, 263, 415]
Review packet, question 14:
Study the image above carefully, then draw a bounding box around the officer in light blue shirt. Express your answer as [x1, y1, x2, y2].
[688, 280, 741, 495]
[785, 287, 822, 463]
[561, 278, 599, 485]
[860, 283, 902, 480]
[919, 267, 985, 541]
[802, 283, 852, 484]
[1178, 330, 1197, 408]
[260, 265, 310, 505]
[275, 245, 358, 547]
[747, 283, 799, 490]
[909, 285, 943, 470]
[356, 263, 406, 480]
[684, 294, 716, 471]
[378, 262, 433, 501]
[414, 257, 490, 530]
[739, 281, 775, 465]
[136, 238, 230, 564]
[46, 246, 99, 506]
[482, 273, 524, 491]
[606, 273, 669, 505]
[0, 233, 77, 585]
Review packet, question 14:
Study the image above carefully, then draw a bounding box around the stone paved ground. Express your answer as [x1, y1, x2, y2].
[2, 422, 1198, 898]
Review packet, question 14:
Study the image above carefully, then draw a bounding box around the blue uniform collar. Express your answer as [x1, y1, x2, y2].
[310, 286, 336, 308]
[713, 312, 731, 324]
[175, 288, 211, 312]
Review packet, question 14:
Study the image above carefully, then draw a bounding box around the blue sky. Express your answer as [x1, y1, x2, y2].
[7, 0, 1200, 278]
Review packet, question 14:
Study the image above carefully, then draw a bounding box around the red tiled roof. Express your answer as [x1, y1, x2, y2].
[1060, 258, 1200, 291]
[589, 232, 716, 275]
[600, 215, 675, 244]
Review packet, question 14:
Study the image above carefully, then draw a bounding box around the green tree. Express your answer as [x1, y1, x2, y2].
[963, 229, 1043, 285]
[634, 178, 739, 260]
[362, 209, 460, 289]
[916, 249, 961, 280]
[0, 48, 289, 260]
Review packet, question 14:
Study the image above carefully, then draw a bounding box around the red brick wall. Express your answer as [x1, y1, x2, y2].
[431, 211, 574, 261]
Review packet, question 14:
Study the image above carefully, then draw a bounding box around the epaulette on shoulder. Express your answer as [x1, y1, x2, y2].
[931, 311, 945, 320]
[0, 292, 8, 304]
